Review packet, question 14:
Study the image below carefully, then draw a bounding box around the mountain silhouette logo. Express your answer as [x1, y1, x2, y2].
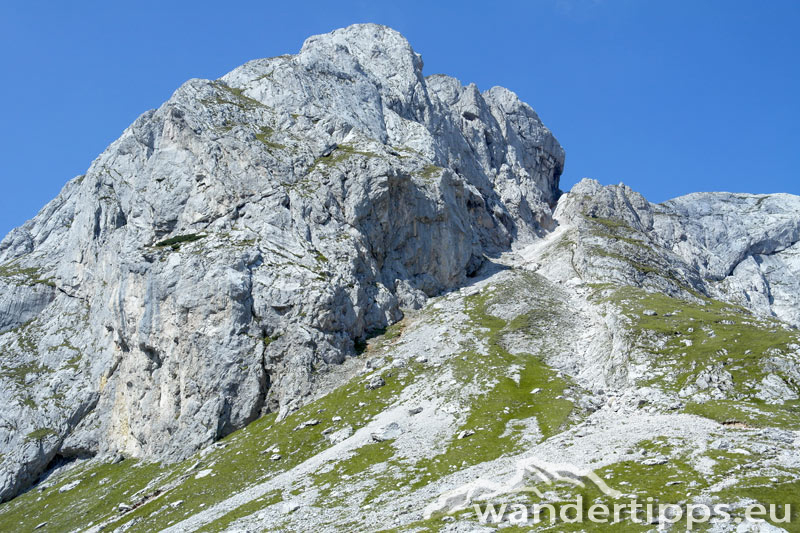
[423, 456, 623, 519]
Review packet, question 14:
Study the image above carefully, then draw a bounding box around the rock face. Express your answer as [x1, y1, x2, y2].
[0, 24, 564, 501]
[3, 25, 800, 530]
[656, 192, 800, 325]
[553, 178, 800, 325]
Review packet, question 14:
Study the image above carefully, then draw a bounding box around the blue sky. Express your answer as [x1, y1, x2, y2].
[1, 1, 798, 238]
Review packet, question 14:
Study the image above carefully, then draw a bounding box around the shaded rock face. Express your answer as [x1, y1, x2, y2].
[0, 24, 564, 501]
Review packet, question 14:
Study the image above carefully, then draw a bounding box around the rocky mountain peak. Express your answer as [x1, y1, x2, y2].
[0, 24, 566, 502]
[299, 23, 425, 95]
[2, 25, 800, 533]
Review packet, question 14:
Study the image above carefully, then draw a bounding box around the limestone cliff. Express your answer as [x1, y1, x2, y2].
[0, 24, 563, 501]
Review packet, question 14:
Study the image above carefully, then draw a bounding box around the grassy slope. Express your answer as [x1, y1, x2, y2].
[2, 270, 799, 532]
[0, 272, 581, 532]
[594, 285, 800, 428]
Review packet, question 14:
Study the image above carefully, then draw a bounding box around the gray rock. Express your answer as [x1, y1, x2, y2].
[58, 480, 80, 493]
[0, 23, 564, 502]
[371, 422, 403, 442]
[282, 502, 300, 514]
[759, 428, 795, 444]
[641, 455, 669, 466]
[368, 376, 386, 390]
[327, 425, 354, 445]
[710, 439, 731, 450]
[555, 179, 800, 326]
[756, 374, 798, 404]
[294, 419, 320, 431]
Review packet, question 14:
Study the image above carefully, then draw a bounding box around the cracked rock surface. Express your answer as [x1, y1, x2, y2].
[0, 23, 564, 501]
[1, 23, 800, 533]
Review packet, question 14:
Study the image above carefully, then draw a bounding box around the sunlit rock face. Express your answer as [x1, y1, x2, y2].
[0, 23, 564, 501]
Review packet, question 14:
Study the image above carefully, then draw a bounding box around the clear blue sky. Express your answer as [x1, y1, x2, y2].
[1, 1, 798, 238]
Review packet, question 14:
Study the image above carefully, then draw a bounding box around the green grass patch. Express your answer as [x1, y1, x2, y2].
[594, 286, 800, 428]
[311, 440, 395, 499]
[590, 247, 661, 276]
[0, 262, 55, 287]
[583, 215, 632, 231]
[0, 459, 166, 533]
[25, 428, 57, 442]
[255, 126, 286, 151]
[410, 274, 579, 488]
[102, 361, 418, 532]
[415, 354, 573, 487]
[262, 334, 281, 347]
[717, 478, 800, 531]
[194, 490, 283, 533]
[417, 164, 442, 182]
[1, 361, 49, 388]
[308, 144, 377, 174]
[684, 400, 800, 430]
[154, 233, 206, 250]
[204, 82, 264, 109]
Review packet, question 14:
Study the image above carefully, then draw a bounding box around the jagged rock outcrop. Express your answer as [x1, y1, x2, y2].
[0, 24, 564, 501]
[552, 178, 800, 325]
[655, 192, 800, 324]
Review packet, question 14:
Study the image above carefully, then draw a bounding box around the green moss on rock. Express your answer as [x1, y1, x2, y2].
[154, 233, 206, 250]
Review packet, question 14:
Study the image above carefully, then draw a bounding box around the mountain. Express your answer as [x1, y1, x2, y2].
[1, 24, 798, 532]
